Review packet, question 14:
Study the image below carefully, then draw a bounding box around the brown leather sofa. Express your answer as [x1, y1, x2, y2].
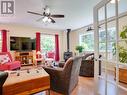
[0, 71, 8, 95]
[43, 56, 82, 95]
[79, 53, 101, 77]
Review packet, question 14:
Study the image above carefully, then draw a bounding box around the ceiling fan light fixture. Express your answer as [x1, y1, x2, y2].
[42, 16, 48, 22]
[27, 5, 64, 24]
[48, 18, 51, 22]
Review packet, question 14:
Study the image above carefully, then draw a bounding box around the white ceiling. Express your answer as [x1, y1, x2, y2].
[0, 0, 127, 30]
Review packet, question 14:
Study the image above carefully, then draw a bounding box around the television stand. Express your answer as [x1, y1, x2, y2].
[15, 51, 33, 66]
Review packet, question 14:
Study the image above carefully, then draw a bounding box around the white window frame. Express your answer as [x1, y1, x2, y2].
[94, 0, 127, 95]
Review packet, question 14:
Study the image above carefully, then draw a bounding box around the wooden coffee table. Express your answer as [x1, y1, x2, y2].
[3, 68, 50, 95]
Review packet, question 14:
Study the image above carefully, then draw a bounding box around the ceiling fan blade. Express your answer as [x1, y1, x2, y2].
[51, 14, 64, 18]
[50, 18, 56, 23]
[27, 11, 43, 16]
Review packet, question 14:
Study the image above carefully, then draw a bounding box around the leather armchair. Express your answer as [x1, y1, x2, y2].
[0, 71, 8, 95]
[43, 56, 82, 95]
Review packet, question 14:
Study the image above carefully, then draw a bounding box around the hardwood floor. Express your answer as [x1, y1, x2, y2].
[35, 76, 127, 95]
[71, 77, 94, 95]
[21, 66, 127, 95]
[35, 77, 94, 95]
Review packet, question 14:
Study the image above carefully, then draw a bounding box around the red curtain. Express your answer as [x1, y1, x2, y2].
[36, 32, 40, 59]
[1, 30, 8, 52]
[55, 34, 60, 61]
[36, 32, 40, 52]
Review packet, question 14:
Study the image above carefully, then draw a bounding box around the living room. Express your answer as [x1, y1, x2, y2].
[0, 0, 127, 95]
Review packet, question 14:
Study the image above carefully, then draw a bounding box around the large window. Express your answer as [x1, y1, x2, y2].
[0, 32, 2, 51]
[40, 34, 55, 53]
[79, 32, 94, 51]
[79, 27, 116, 51]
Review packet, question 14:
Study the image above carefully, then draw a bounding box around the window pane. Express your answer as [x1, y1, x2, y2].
[99, 30, 106, 43]
[99, 42, 106, 51]
[99, 27, 116, 43]
[107, 42, 116, 61]
[119, 16, 127, 40]
[98, 7, 105, 22]
[107, 1, 115, 19]
[118, 0, 127, 14]
[99, 23, 116, 52]
[107, 20, 116, 42]
[107, 42, 115, 52]
[107, 28, 116, 41]
[79, 32, 94, 51]
[118, 41, 127, 63]
[40, 35, 55, 53]
[118, 16, 127, 64]
[99, 24, 106, 43]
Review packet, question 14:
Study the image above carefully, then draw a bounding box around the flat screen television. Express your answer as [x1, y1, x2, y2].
[10, 37, 36, 51]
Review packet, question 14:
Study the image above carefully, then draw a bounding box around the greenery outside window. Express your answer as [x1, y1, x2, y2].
[79, 27, 116, 52]
[40, 35, 55, 54]
[113, 26, 127, 63]
[79, 32, 94, 51]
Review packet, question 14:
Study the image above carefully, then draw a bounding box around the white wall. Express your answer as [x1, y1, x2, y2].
[0, 24, 66, 61]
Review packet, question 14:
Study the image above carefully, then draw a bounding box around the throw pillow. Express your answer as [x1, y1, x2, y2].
[47, 52, 55, 58]
[0, 54, 11, 64]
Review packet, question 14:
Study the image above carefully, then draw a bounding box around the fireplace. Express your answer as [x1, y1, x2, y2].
[64, 52, 73, 62]
[64, 29, 73, 62]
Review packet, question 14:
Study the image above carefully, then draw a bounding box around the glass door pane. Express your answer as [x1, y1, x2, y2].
[118, 0, 127, 14]
[107, 1, 115, 19]
[94, 0, 127, 95]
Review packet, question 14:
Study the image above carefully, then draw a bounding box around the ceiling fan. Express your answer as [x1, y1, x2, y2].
[27, 6, 65, 23]
[86, 26, 101, 31]
[86, 27, 94, 31]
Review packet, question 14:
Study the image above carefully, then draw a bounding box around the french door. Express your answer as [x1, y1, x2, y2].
[94, 0, 127, 95]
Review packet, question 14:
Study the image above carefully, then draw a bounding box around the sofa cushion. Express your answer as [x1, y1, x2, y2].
[0, 61, 21, 71]
[0, 52, 21, 71]
[0, 54, 11, 64]
[47, 52, 55, 58]
[0, 52, 13, 61]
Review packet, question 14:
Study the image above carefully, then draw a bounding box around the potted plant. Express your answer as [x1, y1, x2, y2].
[75, 45, 84, 53]
[112, 26, 127, 63]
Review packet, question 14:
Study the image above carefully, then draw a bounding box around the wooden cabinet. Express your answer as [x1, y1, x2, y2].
[115, 67, 127, 84]
[119, 68, 127, 83]
[15, 52, 33, 66]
